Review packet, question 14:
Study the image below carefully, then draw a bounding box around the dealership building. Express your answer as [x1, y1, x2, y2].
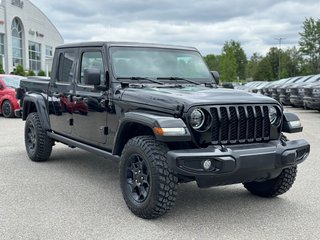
[0, 0, 63, 74]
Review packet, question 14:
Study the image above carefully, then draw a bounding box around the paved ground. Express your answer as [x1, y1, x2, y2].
[0, 107, 319, 240]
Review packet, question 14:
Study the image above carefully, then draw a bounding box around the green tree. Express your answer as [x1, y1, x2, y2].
[260, 47, 294, 80]
[299, 17, 320, 74]
[220, 47, 237, 82]
[246, 53, 263, 80]
[253, 57, 273, 81]
[222, 40, 247, 80]
[14, 65, 25, 76]
[278, 47, 309, 78]
[265, 47, 280, 80]
[203, 54, 221, 72]
[38, 70, 46, 76]
[284, 47, 301, 76]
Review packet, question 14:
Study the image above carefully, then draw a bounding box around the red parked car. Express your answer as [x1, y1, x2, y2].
[0, 75, 26, 118]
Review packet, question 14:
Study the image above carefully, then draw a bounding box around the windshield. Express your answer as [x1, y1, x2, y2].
[3, 76, 22, 89]
[109, 47, 213, 83]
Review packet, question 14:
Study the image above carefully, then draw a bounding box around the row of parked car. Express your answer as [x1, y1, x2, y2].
[1, 73, 320, 119]
[0, 74, 50, 117]
[237, 74, 320, 111]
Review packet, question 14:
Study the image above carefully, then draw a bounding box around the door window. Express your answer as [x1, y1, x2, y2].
[79, 51, 104, 85]
[57, 51, 76, 83]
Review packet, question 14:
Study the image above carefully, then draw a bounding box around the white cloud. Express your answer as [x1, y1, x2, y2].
[30, 0, 320, 57]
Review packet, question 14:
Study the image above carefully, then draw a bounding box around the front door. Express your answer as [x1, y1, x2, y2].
[72, 48, 108, 147]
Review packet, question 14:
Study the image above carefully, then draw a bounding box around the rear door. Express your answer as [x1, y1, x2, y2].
[72, 47, 108, 147]
[48, 48, 77, 135]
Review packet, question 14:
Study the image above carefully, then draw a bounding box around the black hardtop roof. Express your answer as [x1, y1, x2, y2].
[56, 41, 198, 51]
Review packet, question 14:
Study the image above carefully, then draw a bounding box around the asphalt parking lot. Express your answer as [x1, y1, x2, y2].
[0, 107, 319, 240]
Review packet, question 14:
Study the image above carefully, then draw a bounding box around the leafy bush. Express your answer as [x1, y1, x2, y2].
[38, 70, 46, 76]
[27, 70, 36, 76]
[0, 64, 5, 74]
[14, 65, 25, 76]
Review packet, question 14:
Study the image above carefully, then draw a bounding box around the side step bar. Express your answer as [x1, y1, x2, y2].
[47, 132, 120, 161]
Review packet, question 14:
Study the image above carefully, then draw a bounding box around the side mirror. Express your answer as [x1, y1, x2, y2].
[0, 83, 3, 90]
[211, 71, 220, 84]
[84, 68, 101, 86]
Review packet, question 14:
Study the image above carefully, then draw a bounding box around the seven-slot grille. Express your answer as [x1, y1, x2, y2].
[290, 88, 299, 96]
[304, 88, 313, 97]
[210, 105, 271, 144]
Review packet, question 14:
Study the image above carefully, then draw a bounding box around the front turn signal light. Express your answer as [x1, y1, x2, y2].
[153, 127, 187, 136]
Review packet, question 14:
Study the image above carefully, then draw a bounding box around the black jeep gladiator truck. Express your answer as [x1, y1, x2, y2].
[16, 42, 310, 219]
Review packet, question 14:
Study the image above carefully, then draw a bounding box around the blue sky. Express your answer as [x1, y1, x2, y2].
[31, 0, 320, 57]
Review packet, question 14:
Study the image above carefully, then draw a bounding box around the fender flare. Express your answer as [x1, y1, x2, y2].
[113, 111, 191, 155]
[22, 93, 51, 130]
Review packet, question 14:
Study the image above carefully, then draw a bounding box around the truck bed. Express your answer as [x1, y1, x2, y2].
[19, 77, 50, 94]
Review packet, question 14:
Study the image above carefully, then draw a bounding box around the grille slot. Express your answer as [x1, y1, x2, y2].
[291, 89, 299, 95]
[304, 88, 313, 97]
[210, 105, 271, 144]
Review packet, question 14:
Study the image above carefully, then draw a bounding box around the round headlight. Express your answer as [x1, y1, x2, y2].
[190, 109, 205, 130]
[268, 106, 278, 125]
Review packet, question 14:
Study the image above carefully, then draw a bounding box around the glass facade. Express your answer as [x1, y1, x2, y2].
[29, 41, 41, 72]
[0, 34, 4, 69]
[46, 45, 53, 57]
[0, 34, 4, 55]
[11, 18, 23, 67]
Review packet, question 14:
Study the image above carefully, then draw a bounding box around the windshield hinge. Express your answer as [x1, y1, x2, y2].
[174, 104, 184, 118]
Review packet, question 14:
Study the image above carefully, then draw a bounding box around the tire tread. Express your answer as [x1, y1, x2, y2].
[243, 167, 297, 197]
[25, 112, 53, 162]
[120, 136, 178, 219]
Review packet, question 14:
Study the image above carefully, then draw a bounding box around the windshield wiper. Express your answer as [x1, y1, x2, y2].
[157, 77, 200, 85]
[116, 77, 164, 85]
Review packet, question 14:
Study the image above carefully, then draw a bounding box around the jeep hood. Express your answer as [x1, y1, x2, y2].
[120, 85, 278, 111]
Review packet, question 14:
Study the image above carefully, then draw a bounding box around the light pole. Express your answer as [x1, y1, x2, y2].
[274, 37, 286, 80]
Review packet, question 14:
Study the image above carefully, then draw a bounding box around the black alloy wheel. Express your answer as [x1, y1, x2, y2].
[26, 120, 37, 155]
[25, 112, 53, 162]
[125, 154, 151, 203]
[120, 136, 178, 219]
[2, 100, 14, 118]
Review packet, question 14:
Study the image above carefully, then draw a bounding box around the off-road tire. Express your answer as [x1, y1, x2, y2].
[25, 112, 53, 162]
[120, 136, 178, 219]
[243, 166, 297, 197]
[2, 100, 15, 118]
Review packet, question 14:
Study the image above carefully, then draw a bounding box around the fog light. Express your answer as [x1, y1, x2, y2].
[202, 159, 212, 170]
[288, 120, 301, 128]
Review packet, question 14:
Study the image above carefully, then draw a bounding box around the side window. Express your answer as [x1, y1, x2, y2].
[57, 51, 76, 83]
[80, 51, 104, 85]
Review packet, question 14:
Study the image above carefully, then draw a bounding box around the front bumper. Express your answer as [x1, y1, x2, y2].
[279, 93, 291, 105]
[167, 139, 310, 188]
[304, 96, 320, 110]
[290, 95, 304, 107]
